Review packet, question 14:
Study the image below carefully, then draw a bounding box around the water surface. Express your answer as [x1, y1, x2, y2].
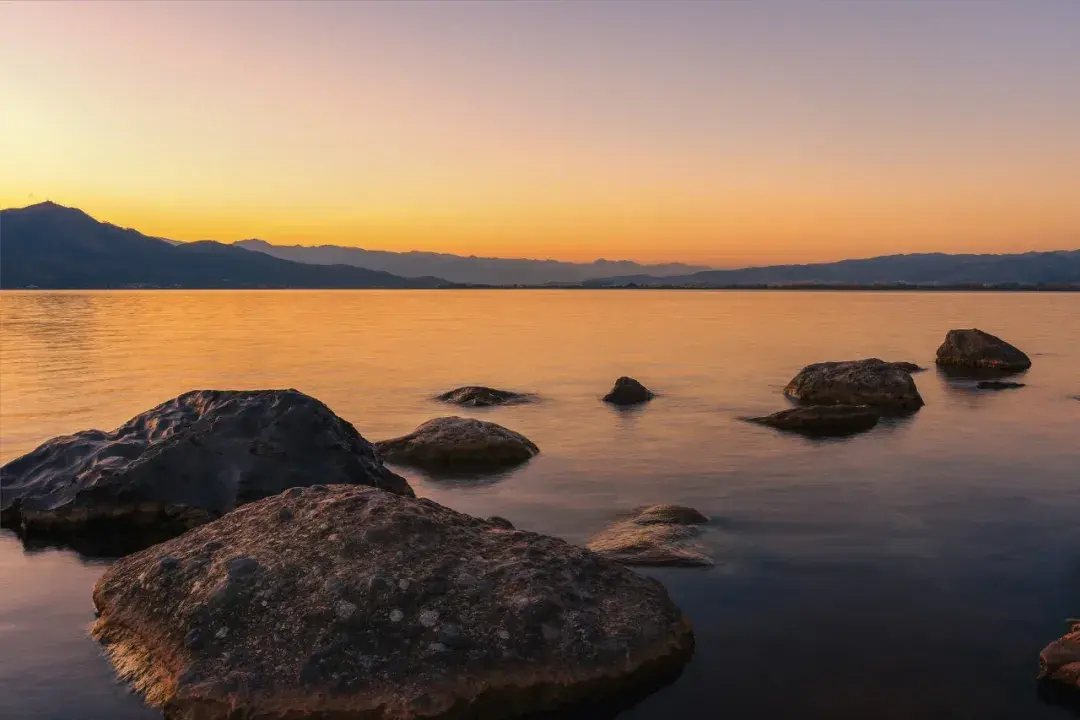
[2, 290, 1079, 719]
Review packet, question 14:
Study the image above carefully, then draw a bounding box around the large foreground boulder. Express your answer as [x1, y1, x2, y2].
[783, 358, 924, 411]
[935, 329, 1031, 371]
[1040, 623, 1080, 692]
[435, 386, 537, 408]
[746, 405, 880, 437]
[376, 417, 539, 473]
[0, 390, 411, 553]
[602, 377, 654, 406]
[587, 505, 712, 567]
[92, 486, 694, 720]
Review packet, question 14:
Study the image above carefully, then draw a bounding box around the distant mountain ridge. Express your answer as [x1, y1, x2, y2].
[584, 250, 1080, 287]
[0, 203, 447, 289]
[235, 238, 711, 286]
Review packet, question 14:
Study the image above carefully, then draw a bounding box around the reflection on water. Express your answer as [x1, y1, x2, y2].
[1, 290, 1079, 719]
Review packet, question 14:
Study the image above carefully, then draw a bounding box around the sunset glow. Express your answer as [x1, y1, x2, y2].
[2, 1, 1078, 265]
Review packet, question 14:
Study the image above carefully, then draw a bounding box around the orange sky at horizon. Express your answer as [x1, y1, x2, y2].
[2, 1, 1078, 266]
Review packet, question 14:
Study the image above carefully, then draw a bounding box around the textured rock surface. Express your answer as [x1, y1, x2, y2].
[602, 377, 654, 406]
[889, 361, 926, 373]
[935, 328, 1031, 371]
[783, 358, 924, 411]
[434, 386, 537, 408]
[0, 390, 411, 553]
[746, 405, 880, 437]
[376, 417, 539, 472]
[92, 486, 694, 720]
[588, 505, 711, 567]
[1040, 623, 1080, 692]
[976, 380, 1026, 390]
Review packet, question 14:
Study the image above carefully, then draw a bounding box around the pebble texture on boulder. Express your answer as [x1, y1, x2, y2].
[1040, 623, 1080, 692]
[375, 417, 539, 473]
[746, 405, 880, 437]
[0, 390, 412, 552]
[783, 358, 924, 411]
[588, 505, 712, 567]
[602, 377, 654, 406]
[434, 387, 537, 408]
[92, 486, 695, 720]
[935, 329, 1031, 371]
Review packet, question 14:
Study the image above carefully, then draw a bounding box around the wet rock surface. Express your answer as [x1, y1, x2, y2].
[375, 417, 539, 473]
[783, 358, 924, 411]
[976, 380, 1026, 390]
[935, 328, 1031, 371]
[588, 505, 712, 567]
[746, 405, 880, 437]
[92, 486, 694, 720]
[0, 390, 411, 554]
[435, 386, 537, 408]
[602, 377, 654, 406]
[1040, 623, 1080, 693]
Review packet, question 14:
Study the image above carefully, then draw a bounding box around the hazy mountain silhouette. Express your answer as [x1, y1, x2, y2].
[234, 239, 710, 286]
[584, 251, 1080, 287]
[0, 203, 448, 289]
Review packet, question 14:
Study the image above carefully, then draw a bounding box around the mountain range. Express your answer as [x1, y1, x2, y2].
[234, 239, 709, 285]
[1, 202, 1077, 289]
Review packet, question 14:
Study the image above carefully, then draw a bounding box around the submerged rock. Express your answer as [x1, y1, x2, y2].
[0, 390, 411, 554]
[375, 417, 539, 472]
[1039, 622, 1080, 693]
[935, 329, 1031, 371]
[92, 486, 694, 720]
[602, 377, 654, 406]
[783, 358, 924, 411]
[746, 405, 880, 437]
[435, 386, 537, 408]
[588, 505, 712, 567]
[976, 380, 1026, 390]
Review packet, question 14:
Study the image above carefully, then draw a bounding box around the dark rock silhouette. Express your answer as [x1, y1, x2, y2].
[375, 417, 539, 472]
[435, 386, 537, 408]
[602, 377, 655, 406]
[1039, 622, 1080, 694]
[0, 390, 411, 555]
[784, 358, 924, 411]
[746, 405, 881, 437]
[935, 329, 1031, 371]
[889, 361, 926, 373]
[588, 505, 712, 567]
[975, 380, 1026, 390]
[92, 486, 695, 720]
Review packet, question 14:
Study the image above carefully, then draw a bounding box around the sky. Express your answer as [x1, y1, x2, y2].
[1, 1, 1078, 266]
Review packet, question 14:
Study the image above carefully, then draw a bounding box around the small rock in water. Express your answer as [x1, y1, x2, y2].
[935, 328, 1031, 371]
[976, 380, 1026, 390]
[434, 386, 537, 408]
[375, 416, 539, 473]
[588, 504, 712, 567]
[784, 358, 924, 411]
[745, 405, 880, 437]
[1039, 622, 1080, 692]
[602, 377, 655, 406]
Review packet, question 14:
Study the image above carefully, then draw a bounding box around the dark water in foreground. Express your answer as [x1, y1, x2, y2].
[2, 290, 1079, 720]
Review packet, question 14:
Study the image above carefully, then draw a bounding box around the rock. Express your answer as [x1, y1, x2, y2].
[434, 386, 537, 408]
[1039, 622, 1080, 692]
[602, 377, 654, 406]
[935, 329, 1031, 371]
[783, 358, 924, 411]
[588, 505, 712, 567]
[976, 380, 1026, 390]
[92, 486, 694, 719]
[0, 390, 411, 555]
[746, 405, 880, 437]
[375, 417, 539, 473]
[889, 361, 926, 373]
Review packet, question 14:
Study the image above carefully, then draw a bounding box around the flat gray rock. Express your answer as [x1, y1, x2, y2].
[1040, 623, 1080, 693]
[375, 417, 539, 473]
[602, 377, 654, 406]
[0, 390, 411, 554]
[935, 328, 1031, 371]
[784, 358, 924, 411]
[92, 486, 694, 720]
[435, 386, 537, 408]
[588, 504, 712, 567]
[746, 405, 880, 436]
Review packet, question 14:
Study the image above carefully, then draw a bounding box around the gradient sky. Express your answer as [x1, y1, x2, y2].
[2, 1, 1078, 265]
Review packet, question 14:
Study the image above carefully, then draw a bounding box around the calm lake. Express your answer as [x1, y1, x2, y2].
[2, 290, 1079, 720]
